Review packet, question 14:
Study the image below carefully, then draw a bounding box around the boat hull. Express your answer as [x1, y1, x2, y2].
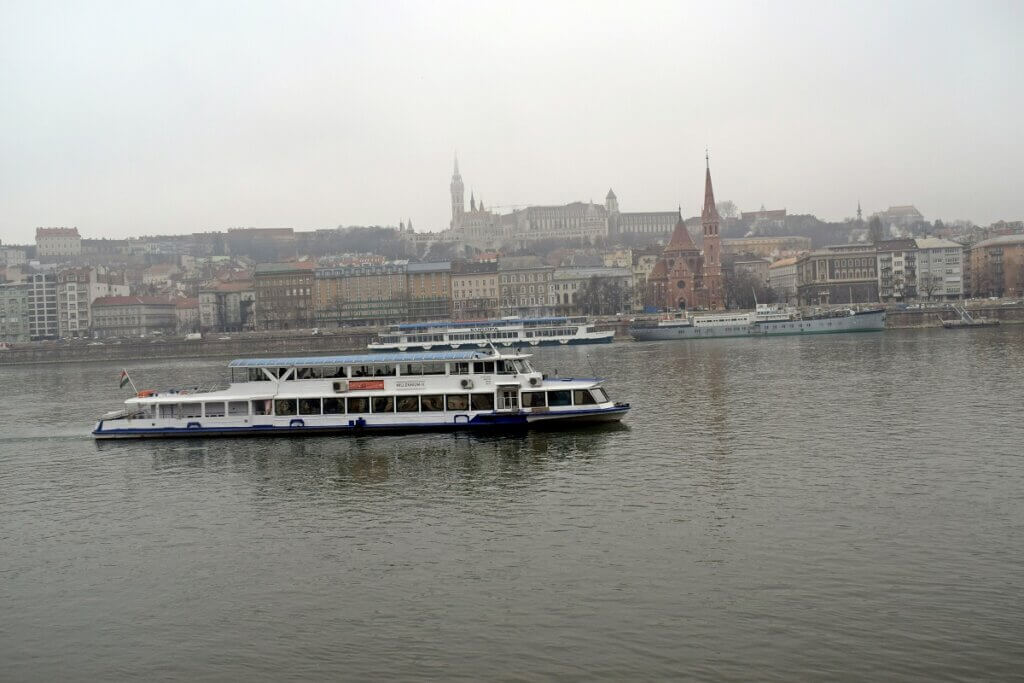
[631, 310, 886, 341]
[92, 405, 630, 439]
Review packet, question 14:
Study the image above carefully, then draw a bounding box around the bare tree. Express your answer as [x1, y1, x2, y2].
[716, 200, 739, 219]
[920, 274, 944, 300]
[867, 216, 884, 244]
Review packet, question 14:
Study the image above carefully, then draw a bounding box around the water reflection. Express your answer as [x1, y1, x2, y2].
[129, 424, 627, 497]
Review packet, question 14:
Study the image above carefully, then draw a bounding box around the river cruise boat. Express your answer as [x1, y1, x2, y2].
[92, 349, 629, 439]
[368, 316, 614, 352]
[630, 303, 886, 341]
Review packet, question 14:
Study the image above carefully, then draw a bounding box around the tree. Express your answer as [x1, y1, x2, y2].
[716, 200, 739, 219]
[867, 216, 884, 244]
[725, 269, 776, 309]
[920, 274, 944, 300]
[575, 276, 631, 316]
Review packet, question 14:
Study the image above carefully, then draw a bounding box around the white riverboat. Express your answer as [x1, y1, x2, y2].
[92, 349, 629, 439]
[630, 303, 886, 341]
[368, 316, 614, 352]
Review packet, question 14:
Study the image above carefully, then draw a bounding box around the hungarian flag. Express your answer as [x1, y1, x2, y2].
[119, 369, 131, 389]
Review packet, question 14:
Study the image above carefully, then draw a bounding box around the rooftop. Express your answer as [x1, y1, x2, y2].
[92, 296, 176, 307]
[228, 349, 507, 368]
[973, 234, 1024, 249]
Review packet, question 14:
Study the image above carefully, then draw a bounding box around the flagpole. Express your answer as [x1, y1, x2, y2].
[122, 369, 138, 394]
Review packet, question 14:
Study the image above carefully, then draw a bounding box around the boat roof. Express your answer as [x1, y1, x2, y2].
[227, 349, 517, 368]
[393, 316, 574, 330]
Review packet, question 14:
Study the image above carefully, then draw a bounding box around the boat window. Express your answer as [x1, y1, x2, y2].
[204, 402, 226, 417]
[295, 367, 318, 380]
[446, 394, 469, 411]
[346, 397, 369, 414]
[274, 399, 296, 416]
[228, 401, 249, 416]
[590, 388, 609, 403]
[497, 360, 516, 374]
[451, 362, 470, 375]
[299, 398, 321, 415]
[159, 404, 177, 418]
[422, 362, 446, 375]
[547, 390, 571, 407]
[371, 396, 394, 413]
[180, 402, 202, 418]
[371, 364, 396, 377]
[248, 369, 268, 382]
[420, 395, 444, 412]
[396, 395, 419, 412]
[401, 363, 423, 376]
[253, 400, 272, 415]
[473, 361, 496, 374]
[521, 391, 546, 407]
[573, 390, 596, 406]
[471, 393, 495, 411]
[350, 365, 374, 377]
[323, 366, 345, 378]
[513, 360, 528, 373]
[323, 398, 344, 414]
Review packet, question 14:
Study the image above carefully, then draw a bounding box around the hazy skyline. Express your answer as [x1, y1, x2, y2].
[1, 0, 1021, 244]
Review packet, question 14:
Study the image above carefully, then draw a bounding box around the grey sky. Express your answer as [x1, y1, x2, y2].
[1, 0, 1020, 243]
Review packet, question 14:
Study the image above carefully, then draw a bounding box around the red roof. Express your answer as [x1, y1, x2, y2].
[665, 217, 697, 252]
[92, 296, 176, 307]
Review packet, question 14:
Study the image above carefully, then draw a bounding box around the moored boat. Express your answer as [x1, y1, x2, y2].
[368, 316, 614, 352]
[630, 303, 886, 341]
[92, 349, 629, 439]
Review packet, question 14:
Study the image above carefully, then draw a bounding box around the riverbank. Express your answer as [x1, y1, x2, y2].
[2, 304, 1021, 366]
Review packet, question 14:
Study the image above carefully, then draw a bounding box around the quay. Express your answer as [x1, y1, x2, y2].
[2, 303, 1022, 367]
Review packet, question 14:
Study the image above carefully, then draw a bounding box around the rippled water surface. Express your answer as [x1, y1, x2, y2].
[2, 328, 1023, 681]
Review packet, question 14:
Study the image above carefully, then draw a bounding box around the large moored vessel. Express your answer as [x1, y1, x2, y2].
[368, 316, 613, 352]
[92, 349, 629, 439]
[630, 303, 886, 341]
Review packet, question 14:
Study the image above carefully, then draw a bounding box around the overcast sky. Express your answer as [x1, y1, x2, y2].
[1, 0, 1020, 243]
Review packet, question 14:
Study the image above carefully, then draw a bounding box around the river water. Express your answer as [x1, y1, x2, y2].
[2, 328, 1023, 681]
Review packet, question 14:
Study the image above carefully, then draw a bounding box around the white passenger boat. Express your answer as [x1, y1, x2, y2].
[92, 349, 629, 439]
[368, 316, 614, 352]
[630, 303, 886, 341]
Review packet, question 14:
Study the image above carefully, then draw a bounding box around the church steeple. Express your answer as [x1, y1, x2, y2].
[702, 152, 720, 222]
[470, 191, 476, 212]
[450, 153, 465, 227]
[700, 153, 724, 311]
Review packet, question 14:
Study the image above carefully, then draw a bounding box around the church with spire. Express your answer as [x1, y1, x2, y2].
[646, 158, 725, 311]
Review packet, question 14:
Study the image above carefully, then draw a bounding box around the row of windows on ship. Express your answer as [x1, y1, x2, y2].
[380, 327, 581, 343]
[148, 387, 610, 419]
[243, 359, 534, 381]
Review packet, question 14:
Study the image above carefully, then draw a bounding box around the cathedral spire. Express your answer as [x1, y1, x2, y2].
[702, 154, 719, 221]
[453, 152, 460, 177]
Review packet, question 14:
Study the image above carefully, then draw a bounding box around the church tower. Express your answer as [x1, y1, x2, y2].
[701, 154, 725, 310]
[450, 154, 465, 228]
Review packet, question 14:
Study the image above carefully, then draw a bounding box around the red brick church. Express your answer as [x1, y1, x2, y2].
[648, 159, 725, 310]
